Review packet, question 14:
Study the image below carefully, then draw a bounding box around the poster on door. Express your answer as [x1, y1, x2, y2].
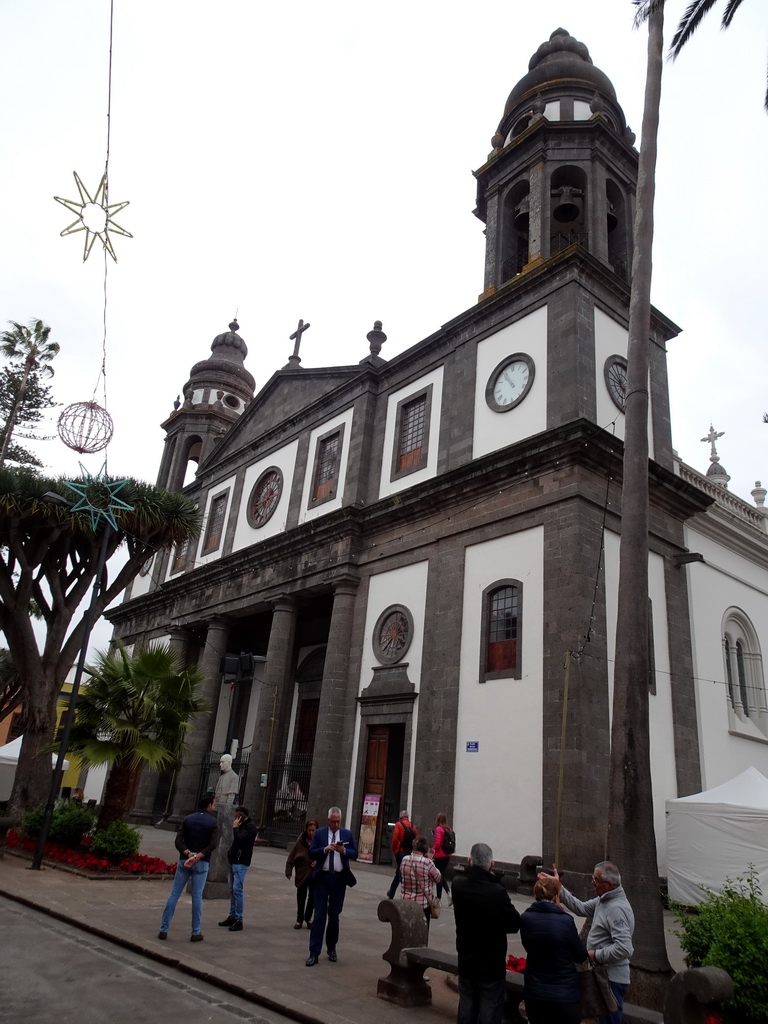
[358, 793, 381, 863]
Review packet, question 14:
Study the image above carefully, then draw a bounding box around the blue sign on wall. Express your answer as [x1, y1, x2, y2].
[466, 741, 479, 752]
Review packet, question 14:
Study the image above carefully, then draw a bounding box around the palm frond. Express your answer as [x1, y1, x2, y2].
[670, 0, 720, 57]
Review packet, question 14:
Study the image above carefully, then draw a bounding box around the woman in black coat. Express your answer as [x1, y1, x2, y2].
[285, 819, 318, 928]
[519, 873, 588, 1024]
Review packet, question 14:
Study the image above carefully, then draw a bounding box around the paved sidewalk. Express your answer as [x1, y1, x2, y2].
[0, 827, 686, 1024]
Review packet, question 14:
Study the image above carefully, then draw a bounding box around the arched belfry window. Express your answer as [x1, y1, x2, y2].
[722, 609, 766, 731]
[549, 166, 588, 257]
[480, 579, 523, 682]
[181, 435, 203, 489]
[606, 179, 628, 281]
[500, 181, 530, 283]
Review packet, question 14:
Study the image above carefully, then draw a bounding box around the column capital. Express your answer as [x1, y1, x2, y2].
[167, 624, 193, 641]
[330, 574, 360, 597]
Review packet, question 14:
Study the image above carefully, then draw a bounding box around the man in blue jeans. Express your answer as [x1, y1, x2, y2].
[158, 795, 218, 942]
[219, 805, 257, 932]
[548, 861, 635, 1024]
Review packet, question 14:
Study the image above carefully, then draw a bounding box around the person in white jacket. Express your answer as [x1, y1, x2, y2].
[539, 861, 634, 1024]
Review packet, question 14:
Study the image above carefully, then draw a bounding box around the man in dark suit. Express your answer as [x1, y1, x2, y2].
[452, 842, 520, 1024]
[305, 805, 358, 966]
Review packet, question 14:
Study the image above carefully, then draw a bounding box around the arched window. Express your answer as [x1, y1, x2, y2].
[722, 610, 765, 727]
[500, 181, 530, 282]
[480, 580, 523, 681]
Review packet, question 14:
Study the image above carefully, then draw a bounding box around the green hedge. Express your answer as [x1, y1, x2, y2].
[90, 820, 141, 861]
[20, 800, 96, 848]
[673, 868, 768, 1024]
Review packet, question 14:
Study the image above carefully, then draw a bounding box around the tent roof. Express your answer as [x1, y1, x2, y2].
[0, 734, 68, 769]
[666, 766, 768, 816]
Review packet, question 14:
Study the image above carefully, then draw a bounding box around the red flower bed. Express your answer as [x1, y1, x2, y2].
[5, 830, 175, 875]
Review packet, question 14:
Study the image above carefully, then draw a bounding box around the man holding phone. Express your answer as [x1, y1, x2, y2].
[305, 806, 358, 966]
[219, 805, 257, 932]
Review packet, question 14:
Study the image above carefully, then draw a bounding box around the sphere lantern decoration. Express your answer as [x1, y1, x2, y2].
[58, 401, 114, 454]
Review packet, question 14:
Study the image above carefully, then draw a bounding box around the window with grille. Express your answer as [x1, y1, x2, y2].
[480, 580, 523, 681]
[309, 425, 345, 507]
[171, 536, 190, 574]
[202, 491, 228, 553]
[390, 384, 433, 481]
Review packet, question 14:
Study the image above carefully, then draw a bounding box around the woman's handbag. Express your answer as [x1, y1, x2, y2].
[579, 962, 618, 1019]
[427, 894, 441, 919]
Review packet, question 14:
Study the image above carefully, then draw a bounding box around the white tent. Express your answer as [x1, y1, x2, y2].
[0, 736, 69, 802]
[666, 766, 768, 905]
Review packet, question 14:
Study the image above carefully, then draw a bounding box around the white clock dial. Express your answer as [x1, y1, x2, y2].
[494, 361, 530, 406]
[485, 354, 535, 413]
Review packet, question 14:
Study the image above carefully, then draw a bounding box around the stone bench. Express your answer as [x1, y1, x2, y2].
[377, 898, 733, 1024]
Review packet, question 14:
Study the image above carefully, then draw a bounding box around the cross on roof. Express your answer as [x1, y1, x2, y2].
[701, 423, 724, 462]
[285, 318, 311, 369]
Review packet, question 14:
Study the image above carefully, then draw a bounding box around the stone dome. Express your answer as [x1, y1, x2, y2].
[492, 28, 628, 148]
[187, 319, 256, 396]
[506, 29, 617, 112]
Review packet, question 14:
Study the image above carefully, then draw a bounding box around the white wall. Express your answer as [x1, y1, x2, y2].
[232, 439, 299, 552]
[454, 528, 544, 863]
[353, 562, 430, 812]
[685, 525, 768, 788]
[473, 307, 547, 460]
[299, 408, 356, 524]
[594, 307, 655, 459]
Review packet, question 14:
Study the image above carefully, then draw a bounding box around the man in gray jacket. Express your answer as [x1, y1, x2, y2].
[543, 861, 634, 1024]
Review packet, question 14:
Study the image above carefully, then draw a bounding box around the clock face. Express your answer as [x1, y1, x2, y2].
[247, 467, 283, 528]
[485, 354, 535, 412]
[373, 605, 414, 665]
[605, 356, 628, 412]
[139, 554, 154, 577]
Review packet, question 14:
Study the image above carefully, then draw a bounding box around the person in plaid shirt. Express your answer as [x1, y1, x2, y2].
[400, 835, 441, 929]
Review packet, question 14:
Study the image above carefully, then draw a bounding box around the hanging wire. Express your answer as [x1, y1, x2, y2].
[90, 0, 115, 471]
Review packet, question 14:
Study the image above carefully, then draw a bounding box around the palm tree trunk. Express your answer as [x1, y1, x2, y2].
[608, 3, 673, 1009]
[98, 761, 141, 830]
[0, 351, 35, 468]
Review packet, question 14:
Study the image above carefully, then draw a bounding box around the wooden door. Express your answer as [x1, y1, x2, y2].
[295, 698, 319, 756]
[362, 725, 389, 861]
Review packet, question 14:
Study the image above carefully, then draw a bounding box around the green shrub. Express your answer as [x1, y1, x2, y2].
[19, 800, 96, 848]
[19, 804, 45, 839]
[672, 868, 768, 1024]
[90, 820, 141, 861]
[48, 800, 96, 847]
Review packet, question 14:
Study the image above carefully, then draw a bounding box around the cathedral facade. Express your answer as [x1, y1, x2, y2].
[109, 29, 768, 876]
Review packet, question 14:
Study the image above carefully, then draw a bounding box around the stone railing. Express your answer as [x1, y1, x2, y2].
[677, 462, 766, 532]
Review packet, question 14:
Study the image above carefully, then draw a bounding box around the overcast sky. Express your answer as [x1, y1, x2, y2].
[1, 0, 766, 509]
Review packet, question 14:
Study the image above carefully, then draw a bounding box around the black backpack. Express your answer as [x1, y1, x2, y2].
[441, 827, 456, 855]
[401, 823, 415, 853]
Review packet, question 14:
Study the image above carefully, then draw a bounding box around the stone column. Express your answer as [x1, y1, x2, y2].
[169, 617, 229, 821]
[307, 579, 360, 820]
[528, 161, 544, 262]
[130, 626, 193, 824]
[242, 597, 298, 823]
[483, 189, 501, 293]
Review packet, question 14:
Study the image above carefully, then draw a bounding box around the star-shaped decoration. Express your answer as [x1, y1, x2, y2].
[54, 172, 132, 262]
[63, 462, 133, 530]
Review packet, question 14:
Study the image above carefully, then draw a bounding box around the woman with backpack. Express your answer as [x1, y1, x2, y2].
[432, 812, 455, 901]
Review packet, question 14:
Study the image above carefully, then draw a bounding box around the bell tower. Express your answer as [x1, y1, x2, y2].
[475, 28, 639, 295]
[157, 320, 256, 491]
